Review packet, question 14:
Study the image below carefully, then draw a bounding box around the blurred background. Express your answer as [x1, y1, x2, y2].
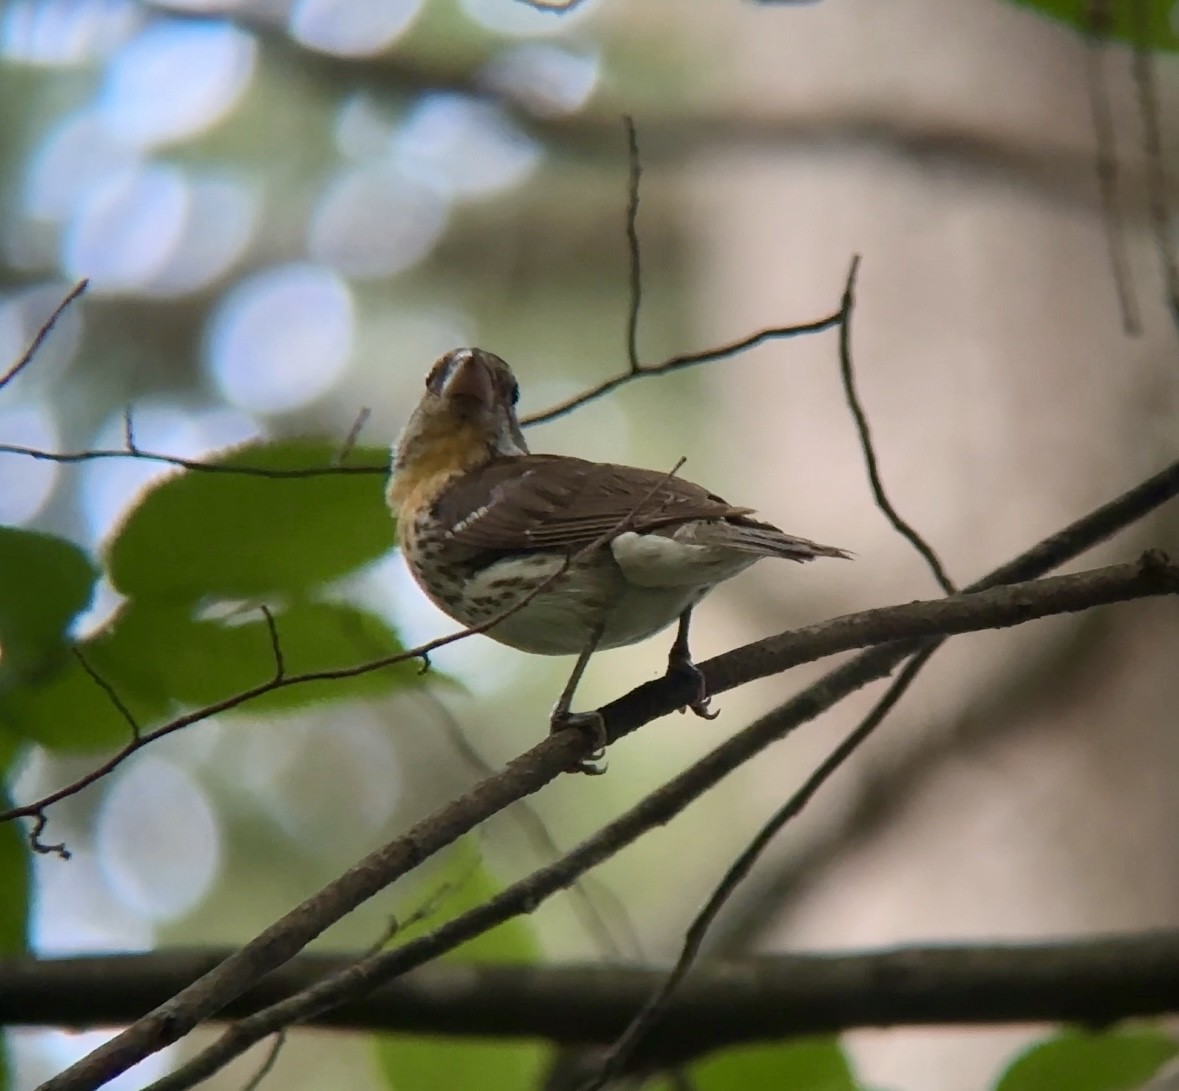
[1, 0, 1178, 1088]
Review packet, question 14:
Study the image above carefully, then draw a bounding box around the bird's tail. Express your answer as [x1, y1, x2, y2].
[685, 519, 852, 562]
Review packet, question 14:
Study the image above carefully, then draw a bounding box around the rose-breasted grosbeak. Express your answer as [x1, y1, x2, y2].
[388, 348, 849, 768]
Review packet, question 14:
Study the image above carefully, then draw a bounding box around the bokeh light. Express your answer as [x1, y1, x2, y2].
[289, 0, 424, 57]
[205, 263, 355, 414]
[96, 754, 221, 921]
[308, 164, 449, 278]
[0, 401, 60, 526]
[145, 174, 257, 296]
[24, 109, 142, 224]
[481, 42, 600, 117]
[97, 18, 256, 147]
[0, 0, 139, 66]
[62, 162, 189, 292]
[393, 92, 542, 199]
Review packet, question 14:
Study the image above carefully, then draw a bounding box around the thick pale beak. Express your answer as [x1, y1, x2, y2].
[441, 350, 496, 408]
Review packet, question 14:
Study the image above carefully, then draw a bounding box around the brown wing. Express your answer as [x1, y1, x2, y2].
[432, 454, 754, 553]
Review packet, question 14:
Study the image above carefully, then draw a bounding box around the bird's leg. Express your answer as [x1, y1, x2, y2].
[666, 608, 718, 720]
[550, 622, 608, 775]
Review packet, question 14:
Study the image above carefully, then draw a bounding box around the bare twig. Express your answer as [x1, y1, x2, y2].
[838, 256, 955, 593]
[238, 1030, 285, 1091]
[0, 443, 385, 477]
[336, 408, 371, 465]
[125, 461, 1179, 1091]
[520, 306, 845, 428]
[71, 649, 141, 742]
[708, 605, 1113, 952]
[418, 688, 640, 960]
[1084, 1, 1140, 335]
[1130, 0, 1179, 327]
[0, 279, 88, 393]
[581, 649, 935, 1087]
[624, 116, 643, 373]
[28, 811, 69, 860]
[257, 606, 284, 682]
[122, 407, 139, 455]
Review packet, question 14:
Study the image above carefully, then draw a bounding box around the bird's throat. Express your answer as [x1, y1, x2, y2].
[388, 418, 491, 511]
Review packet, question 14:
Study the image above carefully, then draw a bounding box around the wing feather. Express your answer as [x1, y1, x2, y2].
[432, 455, 752, 553]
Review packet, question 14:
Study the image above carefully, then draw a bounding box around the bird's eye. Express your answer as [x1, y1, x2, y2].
[509, 381, 520, 406]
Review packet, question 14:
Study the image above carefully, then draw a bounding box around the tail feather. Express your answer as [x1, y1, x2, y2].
[684, 519, 852, 562]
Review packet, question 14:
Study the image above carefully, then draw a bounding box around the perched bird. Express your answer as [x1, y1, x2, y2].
[388, 348, 849, 768]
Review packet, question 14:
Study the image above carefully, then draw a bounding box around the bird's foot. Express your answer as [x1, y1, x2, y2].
[549, 708, 609, 775]
[666, 654, 719, 720]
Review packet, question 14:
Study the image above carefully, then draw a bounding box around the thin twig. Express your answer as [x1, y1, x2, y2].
[0, 279, 88, 393]
[520, 307, 845, 428]
[1130, 0, 1179, 328]
[238, 1030, 285, 1091]
[336, 407, 371, 465]
[122, 406, 139, 454]
[1084, 1, 1141, 335]
[838, 256, 956, 594]
[0, 444, 386, 477]
[257, 606, 284, 682]
[417, 688, 640, 961]
[580, 649, 935, 1087]
[72, 649, 140, 741]
[624, 116, 643, 373]
[28, 811, 70, 860]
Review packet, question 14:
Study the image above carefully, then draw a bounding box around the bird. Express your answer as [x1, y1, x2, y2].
[388, 347, 850, 770]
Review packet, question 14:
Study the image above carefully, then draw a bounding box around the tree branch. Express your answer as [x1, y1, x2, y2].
[128, 459, 1179, 1091]
[39, 532, 1179, 1089]
[6, 931, 1178, 1057]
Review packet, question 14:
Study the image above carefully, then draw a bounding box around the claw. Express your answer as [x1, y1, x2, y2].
[668, 656, 719, 719]
[550, 709, 609, 775]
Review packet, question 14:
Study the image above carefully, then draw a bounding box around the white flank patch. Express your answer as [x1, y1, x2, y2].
[610, 530, 754, 588]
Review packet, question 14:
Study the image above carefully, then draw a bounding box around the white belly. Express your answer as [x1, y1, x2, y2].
[455, 533, 758, 656]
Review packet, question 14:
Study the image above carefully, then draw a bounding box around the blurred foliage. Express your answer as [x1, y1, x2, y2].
[686, 1039, 860, 1090]
[376, 837, 550, 1090]
[107, 440, 392, 603]
[0, 528, 96, 684]
[994, 1027, 1178, 1091]
[1006, 0, 1179, 50]
[0, 440, 416, 754]
[0, 793, 26, 1091]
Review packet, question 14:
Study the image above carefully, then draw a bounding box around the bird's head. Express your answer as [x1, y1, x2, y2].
[389, 348, 529, 508]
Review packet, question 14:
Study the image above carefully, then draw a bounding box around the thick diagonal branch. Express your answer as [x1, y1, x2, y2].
[39, 544, 1179, 1091]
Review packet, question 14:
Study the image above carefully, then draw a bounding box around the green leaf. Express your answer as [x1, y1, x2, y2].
[1007, 0, 1179, 51]
[0, 643, 165, 751]
[0, 597, 420, 749]
[376, 1036, 548, 1091]
[0, 797, 29, 953]
[691, 1039, 860, 1091]
[377, 840, 547, 1091]
[0, 528, 96, 684]
[106, 440, 394, 604]
[995, 1028, 1178, 1091]
[101, 599, 421, 714]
